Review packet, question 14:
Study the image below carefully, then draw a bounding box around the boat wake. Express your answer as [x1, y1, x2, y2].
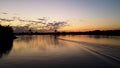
[58, 38, 120, 64]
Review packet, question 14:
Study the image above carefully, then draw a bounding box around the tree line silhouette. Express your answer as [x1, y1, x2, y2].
[0, 25, 15, 39]
[15, 29, 120, 36]
[0, 25, 119, 36]
[0, 25, 14, 58]
[1, 16, 119, 36]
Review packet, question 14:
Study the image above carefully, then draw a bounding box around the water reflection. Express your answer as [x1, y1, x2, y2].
[59, 35, 120, 45]
[12, 35, 70, 56]
[0, 39, 13, 58]
[0, 35, 119, 68]
[15, 35, 60, 47]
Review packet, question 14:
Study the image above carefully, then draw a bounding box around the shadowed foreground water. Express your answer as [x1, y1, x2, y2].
[0, 35, 120, 68]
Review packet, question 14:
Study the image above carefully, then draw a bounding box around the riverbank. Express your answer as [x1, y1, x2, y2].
[14, 30, 120, 36]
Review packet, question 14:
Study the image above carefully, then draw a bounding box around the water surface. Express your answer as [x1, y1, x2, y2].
[0, 35, 120, 68]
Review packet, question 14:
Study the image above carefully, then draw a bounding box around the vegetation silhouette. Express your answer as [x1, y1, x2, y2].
[0, 16, 119, 36]
[0, 25, 15, 39]
[0, 25, 15, 58]
[0, 37, 13, 58]
[15, 29, 120, 36]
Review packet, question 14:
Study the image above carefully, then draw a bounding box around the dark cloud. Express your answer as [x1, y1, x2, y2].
[0, 18, 14, 22]
[13, 21, 67, 32]
[13, 26, 29, 33]
[18, 18, 47, 25]
[0, 16, 68, 32]
[38, 17, 47, 21]
[2, 12, 8, 14]
[45, 21, 67, 31]
[18, 19, 26, 22]
[38, 18, 45, 21]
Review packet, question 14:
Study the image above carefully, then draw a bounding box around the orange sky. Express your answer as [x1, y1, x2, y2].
[0, 0, 120, 32]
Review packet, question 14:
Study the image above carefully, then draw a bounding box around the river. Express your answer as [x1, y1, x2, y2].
[0, 35, 120, 68]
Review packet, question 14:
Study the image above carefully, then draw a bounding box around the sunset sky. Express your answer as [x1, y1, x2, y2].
[0, 0, 120, 32]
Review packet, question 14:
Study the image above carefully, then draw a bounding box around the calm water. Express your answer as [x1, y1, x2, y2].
[0, 35, 120, 68]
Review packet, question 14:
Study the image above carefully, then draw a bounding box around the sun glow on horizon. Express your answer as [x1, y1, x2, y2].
[0, 0, 120, 32]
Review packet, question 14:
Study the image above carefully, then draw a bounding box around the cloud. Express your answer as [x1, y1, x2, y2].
[38, 18, 45, 21]
[13, 21, 67, 32]
[13, 26, 29, 33]
[17, 18, 47, 25]
[38, 17, 47, 21]
[45, 21, 67, 31]
[2, 12, 8, 14]
[0, 18, 14, 22]
[0, 16, 68, 32]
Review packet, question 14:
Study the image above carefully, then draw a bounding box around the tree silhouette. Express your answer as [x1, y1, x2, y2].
[0, 25, 14, 39]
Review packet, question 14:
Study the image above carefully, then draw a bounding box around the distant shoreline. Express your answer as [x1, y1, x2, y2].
[14, 30, 120, 36]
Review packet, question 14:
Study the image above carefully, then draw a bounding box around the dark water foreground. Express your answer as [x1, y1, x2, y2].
[0, 35, 120, 68]
[0, 39, 13, 58]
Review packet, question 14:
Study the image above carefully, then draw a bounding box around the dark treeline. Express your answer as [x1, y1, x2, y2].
[15, 30, 120, 36]
[0, 25, 14, 58]
[0, 39, 13, 58]
[0, 25, 15, 39]
[0, 25, 119, 36]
